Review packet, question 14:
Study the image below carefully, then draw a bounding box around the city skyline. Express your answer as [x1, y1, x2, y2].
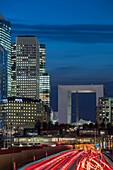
[1, 0, 113, 121]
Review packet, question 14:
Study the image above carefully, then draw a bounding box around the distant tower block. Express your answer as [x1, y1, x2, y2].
[58, 85, 104, 124]
[16, 36, 39, 99]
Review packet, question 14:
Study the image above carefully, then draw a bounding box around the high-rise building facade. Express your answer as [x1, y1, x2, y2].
[12, 40, 50, 106]
[0, 45, 7, 102]
[11, 43, 16, 96]
[0, 97, 50, 129]
[16, 36, 39, 99]
[39, 73, 50, 106]
[39, 44, 46, 73]
[0, 15, 11, 96]
[39, 44, 50, 106]
[96, 97, 113, 126]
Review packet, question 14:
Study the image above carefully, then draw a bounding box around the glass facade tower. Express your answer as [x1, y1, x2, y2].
[39, 73, 50, 106]
[0, 45, 7, 102]
[0, 15, 11, 96]
[39, 44, 46, 73]
[11, 43, 16, 96]
[39, 44, 50, 106]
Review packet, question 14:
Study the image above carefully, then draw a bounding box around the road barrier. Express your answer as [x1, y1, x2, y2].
[0, 145, 70, 170]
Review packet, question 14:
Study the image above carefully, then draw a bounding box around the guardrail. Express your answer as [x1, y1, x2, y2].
[102, 149, 113, 160]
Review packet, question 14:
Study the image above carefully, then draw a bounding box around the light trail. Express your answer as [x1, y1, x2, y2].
[76, 151, 113, 170]
[20, 149, 113, 170]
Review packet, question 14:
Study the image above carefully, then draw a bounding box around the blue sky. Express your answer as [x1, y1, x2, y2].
[1, 0, 113, 120]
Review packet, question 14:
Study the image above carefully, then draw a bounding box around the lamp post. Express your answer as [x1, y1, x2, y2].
[16, 112, 20, 146]
[17, 126, 19, 146]
[4, 123, 7, 148]
[10, 123, 12, 147]
[76, 91, 79, 124]
[95, 128, 97, 145]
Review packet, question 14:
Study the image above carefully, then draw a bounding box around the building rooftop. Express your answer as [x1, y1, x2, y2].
[72, 119, 95, 126]
[17, 36, 35, 37]
[2, 97, 42, 103]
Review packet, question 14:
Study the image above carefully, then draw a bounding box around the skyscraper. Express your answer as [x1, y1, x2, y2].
[39, 44, 46, 73]
[39, 73, 50, 106]
[16, 36, 39, 99]
[39, 44, 50, 106]
[0, 45, 7, 102]
[11, 43, 16, 96]
[0, 15, 11, 96]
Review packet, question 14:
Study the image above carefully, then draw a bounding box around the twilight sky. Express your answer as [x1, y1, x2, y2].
[1, 0, 113, 121]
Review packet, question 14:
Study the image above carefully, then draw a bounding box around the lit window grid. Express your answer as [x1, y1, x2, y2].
[16, 37, 39, 99]
[97, 97, 113, 124]
[0, 99, 46, 128]
[11, 43, 16, 96]
[39, 74, 50, 106]
[0, 21, 11, 96]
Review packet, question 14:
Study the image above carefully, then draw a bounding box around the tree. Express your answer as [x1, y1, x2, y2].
[42, 122, 47, 130]
[35, 120, 41, 135]
[88, 123, 94, 128]
[83, 124, 89, 129]
[48, 121, 53, 129]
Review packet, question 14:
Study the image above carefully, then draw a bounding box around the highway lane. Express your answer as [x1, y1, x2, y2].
[76, 151, 113, 170]
[21, 150, 83, 170]
[19, 150, 83, 170]
[19, 149, 113, 170]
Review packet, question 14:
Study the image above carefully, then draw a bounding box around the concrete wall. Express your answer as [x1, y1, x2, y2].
[0, 146, 70, 170]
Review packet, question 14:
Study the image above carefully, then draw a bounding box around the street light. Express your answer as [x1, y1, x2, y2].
[4, 123, 7, 148]
[10, 123, 12, 147]
[17, 126, 20, 146]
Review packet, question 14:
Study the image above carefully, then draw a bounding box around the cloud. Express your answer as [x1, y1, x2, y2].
[11, 24, 113, 43]
[49, 63, 113, 85]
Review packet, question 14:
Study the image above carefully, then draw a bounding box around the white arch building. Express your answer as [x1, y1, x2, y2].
[58, 85, 104, 124]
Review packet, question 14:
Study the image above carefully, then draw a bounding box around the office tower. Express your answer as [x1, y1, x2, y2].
[0, 45, 7, 102]
[0, 97, 50, 129]
[16, 36, 39, 99]
[39, 73, 50, 106]
[96, 97, 113, 126]
[0, 15, 11, 96]
[39, 44, 50, 106]
[11, 43, 16, 96]
[39, 44, 46, 73]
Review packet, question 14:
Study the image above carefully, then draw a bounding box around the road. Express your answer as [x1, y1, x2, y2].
[19, 149, 113, 170]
